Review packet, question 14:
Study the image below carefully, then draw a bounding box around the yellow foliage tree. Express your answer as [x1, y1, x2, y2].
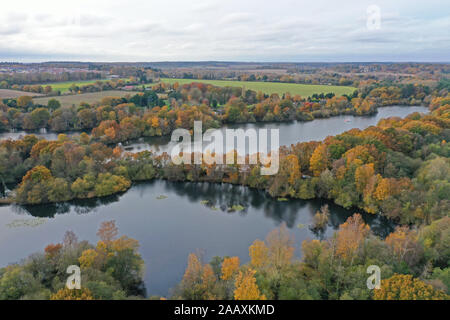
[355, 163, 375, 194]
[79, 249, 99, 269]
[285, 154, 301, 185]
[234, 269, 266, 300]
[50, 287, 94, 300]
[310, 144, 329, 176]
[221, 256, 240, 280]
[249, 240, 269, 269]
[374, 274, 449, 300]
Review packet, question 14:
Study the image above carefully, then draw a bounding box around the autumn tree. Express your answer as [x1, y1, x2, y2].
[97, 220, 119, 243]
[249, 240, 269, 269]
[179, 252, 219, 299]
[50, 287, 94, 300]
[234, 269, 266, 300]
[221, 257, 240, 281]
[17, 96, 33, 109]
[355, 163, 375, 194]
[310, 143, 329, 176]
[374, 274, 448, 300]
[335, 214, 370, 263]
[266, 223, 295, 270]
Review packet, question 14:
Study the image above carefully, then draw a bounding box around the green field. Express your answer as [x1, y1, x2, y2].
[159, 78, 356, 97]
[39, 79, 127, 93]
[33, 90, 139, 107]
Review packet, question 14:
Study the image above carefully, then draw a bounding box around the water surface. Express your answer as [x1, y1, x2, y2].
[0, 181, 393, 296]
[121, 106, 428, 154]
[0, 105, 427, 296]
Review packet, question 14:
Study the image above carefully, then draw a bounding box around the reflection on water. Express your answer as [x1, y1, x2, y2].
[0, 106, 428, 153]
[0, 105, 423, 297]
[0, 181, 394, 296]
[0, 128, 86, 141]
[120, 105, 429, 154]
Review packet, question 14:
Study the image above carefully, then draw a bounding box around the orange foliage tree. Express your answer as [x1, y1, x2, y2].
[335, 214, 370, 262]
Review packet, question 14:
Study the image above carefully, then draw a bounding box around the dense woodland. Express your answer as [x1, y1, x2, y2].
[0, 221, 146, 300]
[0, 63, 449, 300]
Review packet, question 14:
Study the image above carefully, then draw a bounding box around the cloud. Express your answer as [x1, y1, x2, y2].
[0, 0, 449, 62]
[219, 12, 254, 25]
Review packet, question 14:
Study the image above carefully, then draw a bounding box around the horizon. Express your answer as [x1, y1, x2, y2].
[2, 60, 450, 64]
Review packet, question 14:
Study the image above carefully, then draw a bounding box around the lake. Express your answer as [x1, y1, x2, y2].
[0, 105, 428, 297]
[0, 181, 395, 297]
[120, 105, 429, 154]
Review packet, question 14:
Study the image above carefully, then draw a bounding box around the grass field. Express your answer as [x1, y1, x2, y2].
[39, 79, 127, 93]
[33, 90, 140, 107]
[159, 78, 357, 97]
[0, 89, 44, 99]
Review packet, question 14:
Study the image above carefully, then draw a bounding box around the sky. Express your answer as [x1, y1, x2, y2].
[0, 0, 449, 62]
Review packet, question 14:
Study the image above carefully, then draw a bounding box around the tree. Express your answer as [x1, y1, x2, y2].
[221, 257, 240, 280]
[50, 287, 94, 300]
[94, 173, 131, 197]
[17, 96, 33, 109]
[311, 204, 330, 230]
[335, 214, 370, 262]
[44, 243, 63, 258]
[47, 99, 61, 110]
[16, 165, 54, 204]
[249, 240, 269, 269]
[79, 249, 99, 269]
[310, 144, 329, 176]
[0, 265, 44, 300]
[266, 223, 295, 270]
[374, 274, 448, 300]
[97, 220, 119, 243]
[179, 253, 210, 299]
[355, 163, 375, 194]
[48, 178, 71, 202]
[234, 269, 266, 300]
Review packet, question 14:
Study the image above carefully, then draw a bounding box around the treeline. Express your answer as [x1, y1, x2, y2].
[0, 221, 146, 300]
[161, 63, 450, 87]
[0, 82, 432, 140]
[0, 79, 135, 97]
[0, 71, 103, 87]
[171, 215, 449, 300]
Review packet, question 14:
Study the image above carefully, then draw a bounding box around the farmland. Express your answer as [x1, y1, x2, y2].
[159, 78, 357, 97]
[0, 89, 44, 99]
[39, 79, 127, 93]
[33, 90, 139, 107]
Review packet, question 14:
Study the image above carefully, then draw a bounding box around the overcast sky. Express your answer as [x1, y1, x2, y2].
[0, 0, 449, 62]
